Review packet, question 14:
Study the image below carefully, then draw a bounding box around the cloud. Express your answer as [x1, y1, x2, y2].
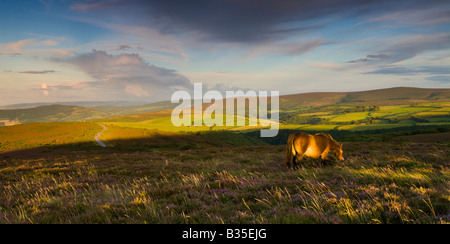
[367, 6, 450, 27]
[68, 0, 450, 64]
[426, 76, 450, 83]
[71, 1, 124, 12]
[70, 0, 411, 44]
[53, 50, 192, 98]
[116, 44, 132, 50]
[115, 44, 143, 51]
[35, 80, 96, 97]
[364, 65, 450, 75]
[347, 54, 390, 63]
[350, 33, 450, 65]
[19, 70, 56, 74]
[37, 83, 49, 96]
[309, 62, 343, 70]
[0, 52, 22, 57]
[267, 40, 322, 56]
[0, 38, 71, 58]
[381, 34, 450, 63]
[5, 39, 33, 53]
[241, 39, 322, 61]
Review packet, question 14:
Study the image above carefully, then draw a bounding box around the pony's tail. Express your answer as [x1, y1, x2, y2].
[285, 134, 296, 168]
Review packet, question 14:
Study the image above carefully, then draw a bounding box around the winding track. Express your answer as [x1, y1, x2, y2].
[94, 123, 107, 147]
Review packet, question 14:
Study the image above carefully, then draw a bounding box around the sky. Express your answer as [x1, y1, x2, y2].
[0, 0, 449, 105]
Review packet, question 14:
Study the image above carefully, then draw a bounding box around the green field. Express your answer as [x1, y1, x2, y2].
[100, 102, 450, 136]
[329, 112, 370, 122]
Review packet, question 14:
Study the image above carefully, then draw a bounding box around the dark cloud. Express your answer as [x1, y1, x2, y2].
[70, 0, 431, 44]
[116, 44, 132, 50]
[350, 33, 450, 65]
[364, 65, 450, 75]
[381, 34, 450, 63]
[348, 54, 390, 63]
[115, 44, 143, 51]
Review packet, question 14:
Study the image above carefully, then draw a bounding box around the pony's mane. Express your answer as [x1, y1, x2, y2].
[316, 133, 339, 146]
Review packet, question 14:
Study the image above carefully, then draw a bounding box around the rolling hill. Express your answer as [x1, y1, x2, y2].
[98, 87, 450, 122]
[1, 87, 449, 125]
[0, 105, 109, 123]
[0, 101, 178, 124]
[280, 87, 450, 109]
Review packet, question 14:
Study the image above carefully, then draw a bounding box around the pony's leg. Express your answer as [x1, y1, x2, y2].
[320, 149, 329, 160]
[291, 156, 296, 170]
[286, 149, 295, 169]
[293, 154, 304, 170]
[285, 155, 292, 169]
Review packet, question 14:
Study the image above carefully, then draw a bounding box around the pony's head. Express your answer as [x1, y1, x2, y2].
[334, 143, 344, 161]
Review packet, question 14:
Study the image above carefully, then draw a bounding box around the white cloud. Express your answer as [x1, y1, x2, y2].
[53, 50, 192, 99]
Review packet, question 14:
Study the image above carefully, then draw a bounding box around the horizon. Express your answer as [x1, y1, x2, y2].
[1, 1, 450, 106]
[1, 86, 449, 108]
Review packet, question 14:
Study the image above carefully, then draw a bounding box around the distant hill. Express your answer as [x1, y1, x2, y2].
[1, 87, 449, 124]
[338, 87, 450, 103]
[280, 87, 450, 109]
[0, 101, 178, 124]
[92, 101, 177, 115]
[0, 105, 109, 123]
[0, 100, 146, 109]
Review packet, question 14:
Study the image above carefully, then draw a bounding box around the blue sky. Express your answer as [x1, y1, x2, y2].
[0, 0, 449, 105]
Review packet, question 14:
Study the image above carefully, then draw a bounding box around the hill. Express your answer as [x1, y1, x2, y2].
[280, 87, 450, 109]
[0, 105, 109, 123]
[1, 87, 449, 125]
[0, 101, 178, 124]
[337, 87, 450, 104]
[99, 87, 450, 127]
[0, 100, 146, 110]
[93, 101, 177, 115]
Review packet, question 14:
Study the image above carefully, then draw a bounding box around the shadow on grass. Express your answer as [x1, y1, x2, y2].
[0, 132, 230, 161]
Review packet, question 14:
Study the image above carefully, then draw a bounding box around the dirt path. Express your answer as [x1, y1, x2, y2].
[94, 123, 108, 147]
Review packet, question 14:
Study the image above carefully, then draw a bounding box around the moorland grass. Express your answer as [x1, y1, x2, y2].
[0, 142, 448, 224]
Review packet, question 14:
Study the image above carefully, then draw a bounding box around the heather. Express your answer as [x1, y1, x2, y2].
[1, 142, 448, 224]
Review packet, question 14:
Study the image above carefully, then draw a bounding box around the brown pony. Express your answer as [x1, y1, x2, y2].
[285, 132, 344, 169]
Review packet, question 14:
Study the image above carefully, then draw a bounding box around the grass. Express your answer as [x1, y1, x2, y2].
[372, 105, 438, 118]
[1, 142, 448, 224]
[97, 124, 234, 150]
[0, 122, 100, 151]
[97, 102, 450, 136]
[0, 105, 109, 123]
[330, 112, 370, 122]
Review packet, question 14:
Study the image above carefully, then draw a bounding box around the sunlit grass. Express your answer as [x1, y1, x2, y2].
[330, 112, 370, 122]
[0, 122, 101, 151]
